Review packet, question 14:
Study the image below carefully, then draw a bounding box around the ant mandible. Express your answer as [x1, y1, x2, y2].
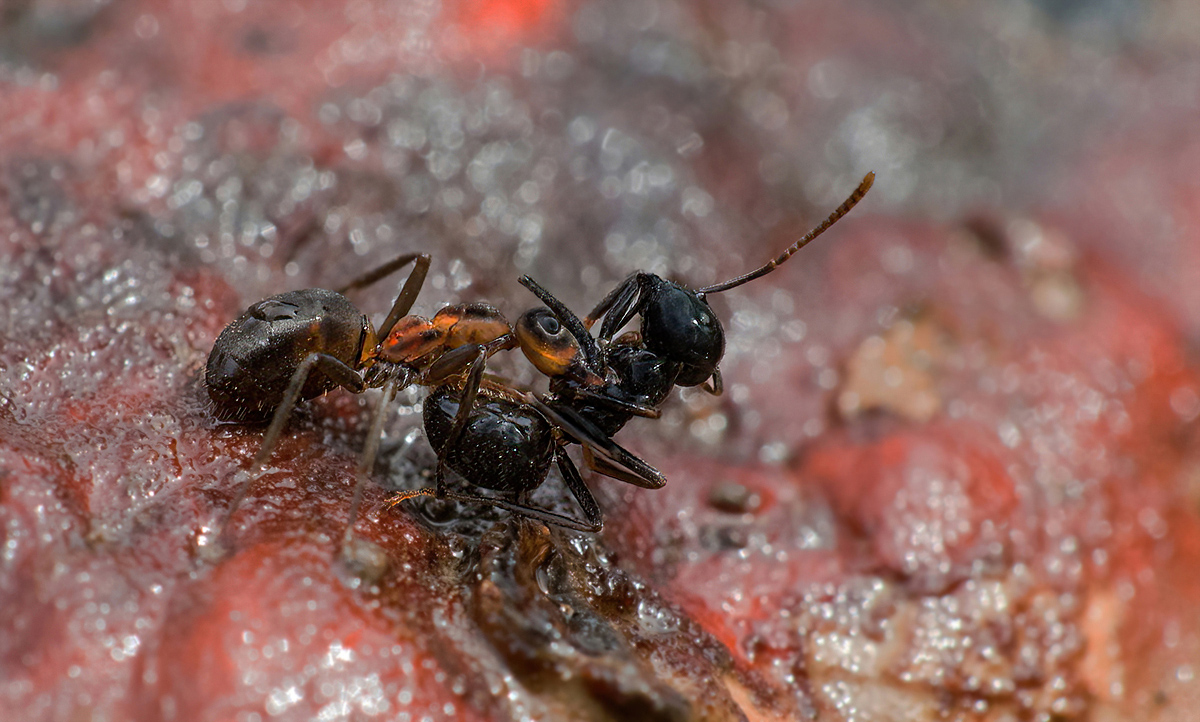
[391, 171, 875, 530]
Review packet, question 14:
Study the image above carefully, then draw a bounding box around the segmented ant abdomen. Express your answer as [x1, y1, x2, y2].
[641, 279, 725, 387]
[423, 384, 555, 494]
[205, 289, 367, 422]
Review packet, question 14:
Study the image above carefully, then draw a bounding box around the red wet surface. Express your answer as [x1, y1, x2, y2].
[2, 0, 1200, 720]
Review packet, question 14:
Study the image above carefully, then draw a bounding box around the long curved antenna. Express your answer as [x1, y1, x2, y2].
[698, 172, 874, 295]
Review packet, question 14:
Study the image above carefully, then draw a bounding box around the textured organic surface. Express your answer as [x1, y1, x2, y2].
[2, 0, 1200, 720]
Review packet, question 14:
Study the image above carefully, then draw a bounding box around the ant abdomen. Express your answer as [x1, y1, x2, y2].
[423, 384, 556, 495]
[205, 288, 368, 422]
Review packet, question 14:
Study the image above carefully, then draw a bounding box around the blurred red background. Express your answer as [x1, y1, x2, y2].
[2, 0, 1200, 719]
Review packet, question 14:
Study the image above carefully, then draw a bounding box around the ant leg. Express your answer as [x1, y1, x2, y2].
[430, 346, 489, 496]
[334, 252, 432, 339]
[340, 368, 411, 557]
[336, 252, 428, 295]
[219, 352, 366, 540]
[583, 273, 638, 331]
[562, 386, 661, 419]
[378, 254, 430, 339]
[529, 398, 666, 489]
[518, 276, 602, 368]
[552, 448, 604, 531]
[387, 449, 602, 532]
[422, 342, 491, 386]
[703, 368, 723, 396]
[387, 344, 490, 514]
[278, 214, 322, 265]
[445, 448, 602, 531]
[590, 274, 649, 344]
[414, 332, 516, 389]
[581, 445, 662, 488]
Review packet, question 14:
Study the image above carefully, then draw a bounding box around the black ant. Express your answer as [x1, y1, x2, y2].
[391, 305, 672, 531]
[390, 172, 874, 530]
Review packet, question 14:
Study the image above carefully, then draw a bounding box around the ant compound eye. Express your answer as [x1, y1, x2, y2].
[519, 308, 567, 343]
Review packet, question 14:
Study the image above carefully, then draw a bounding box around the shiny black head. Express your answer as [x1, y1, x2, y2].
[639, 277, 724, 387]
[650, 172, 876, 387]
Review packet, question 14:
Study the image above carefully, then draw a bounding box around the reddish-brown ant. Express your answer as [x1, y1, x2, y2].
[205, 252, 517, 549]
[206, 172, 873, 543]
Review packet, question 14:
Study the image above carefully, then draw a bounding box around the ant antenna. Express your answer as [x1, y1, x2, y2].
[698, 172, 874, 296]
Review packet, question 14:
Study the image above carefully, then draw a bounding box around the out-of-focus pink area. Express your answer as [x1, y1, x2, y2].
[2, 0, 1200, 720]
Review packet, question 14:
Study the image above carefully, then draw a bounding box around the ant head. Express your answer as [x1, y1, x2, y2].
[640, 280, 725, 387]
[640, 173, 875, 388]
[516, 307, 590, 380]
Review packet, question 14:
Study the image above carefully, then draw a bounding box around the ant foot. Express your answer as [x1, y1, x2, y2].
[336, 536, 390, 589]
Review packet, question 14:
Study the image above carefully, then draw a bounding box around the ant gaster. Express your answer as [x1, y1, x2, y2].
[392, 172, 874, 530]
